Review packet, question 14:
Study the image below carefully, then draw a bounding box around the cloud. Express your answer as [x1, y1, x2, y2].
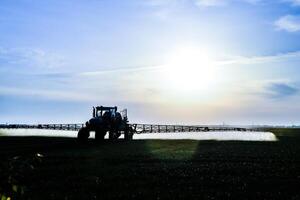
[0, 47, 65, 69]
[241, 80, 299, 101]
[243, 0, 263, 4]
[17, 49, 299, 78]
[265, 82, 298, 98]
[78, 64, 163, 76]
[144, 0, 177, 6]
[284, 0, 300, 6]
[217, 50, 300, 65]
[193, 0, 227, 7]
[274, 15, 300, 32]
[33, 50, 300, 76]
[193, 0, 264, 7]
[145, 0, 263, 8]
[0, 86, 95, 102]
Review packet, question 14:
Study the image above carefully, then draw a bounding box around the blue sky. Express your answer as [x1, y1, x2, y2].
[1, 0, 300, 125]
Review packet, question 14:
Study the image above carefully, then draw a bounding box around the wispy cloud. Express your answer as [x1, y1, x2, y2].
[144, 0, 178, 6]
[265, 82, 298, 98]
[217, 51, 300, 65]
[193, 0, 227, 7]
[0, 47, 65, 69]
[145, 0, 263, 8]
[274, 15, 300, 32]
[283, 0, 300, 6]
[8, 48, 294, 78]
[245, 80, 299, 99]
[57, 50, 300, 76]
[0, 86, 95, 102]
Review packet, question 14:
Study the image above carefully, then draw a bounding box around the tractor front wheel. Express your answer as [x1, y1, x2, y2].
[77, 127, 90, 143]
[124, 127, 134, 141]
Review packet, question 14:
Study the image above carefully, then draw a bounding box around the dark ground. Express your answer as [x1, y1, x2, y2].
[0, 128, 300, 200]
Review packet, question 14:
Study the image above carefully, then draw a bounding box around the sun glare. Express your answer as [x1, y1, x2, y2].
[162, 46, 216, 93]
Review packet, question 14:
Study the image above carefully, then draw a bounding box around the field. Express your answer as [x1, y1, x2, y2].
[0, 129, 300, 200]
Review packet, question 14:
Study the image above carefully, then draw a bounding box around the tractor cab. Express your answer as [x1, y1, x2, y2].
[92, 106, 126, 123]
[93, 106, 117, 118]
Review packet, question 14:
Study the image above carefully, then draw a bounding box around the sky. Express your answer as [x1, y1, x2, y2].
[1, 0, 300, 125]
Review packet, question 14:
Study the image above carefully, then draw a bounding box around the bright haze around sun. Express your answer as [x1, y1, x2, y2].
[0, 0, 300, 125]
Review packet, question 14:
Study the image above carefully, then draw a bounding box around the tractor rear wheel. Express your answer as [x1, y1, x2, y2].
[109, 131, 120, 140]
[95, 130, 106, 142]
[77, 127, 90, 143]
[109, 131, 115, 140]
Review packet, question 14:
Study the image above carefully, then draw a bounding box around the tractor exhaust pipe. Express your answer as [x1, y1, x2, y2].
[93, 107, 95, 117]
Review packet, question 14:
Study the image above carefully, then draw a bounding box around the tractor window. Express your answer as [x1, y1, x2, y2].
[110, 109, 116, 117]
[96, 110, 101, 117]
[120, 109, 127, 120]
[103, 111, 111, 118]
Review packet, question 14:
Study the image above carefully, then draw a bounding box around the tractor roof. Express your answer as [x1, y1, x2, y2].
[95, 106, 117, 111]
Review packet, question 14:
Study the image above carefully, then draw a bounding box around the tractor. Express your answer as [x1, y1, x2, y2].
[77, 106, 134, 142]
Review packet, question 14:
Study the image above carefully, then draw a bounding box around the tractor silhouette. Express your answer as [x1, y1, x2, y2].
[77, 106, 134, 142]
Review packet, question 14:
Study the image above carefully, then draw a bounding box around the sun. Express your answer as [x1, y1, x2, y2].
[162, 46, 216, 93]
